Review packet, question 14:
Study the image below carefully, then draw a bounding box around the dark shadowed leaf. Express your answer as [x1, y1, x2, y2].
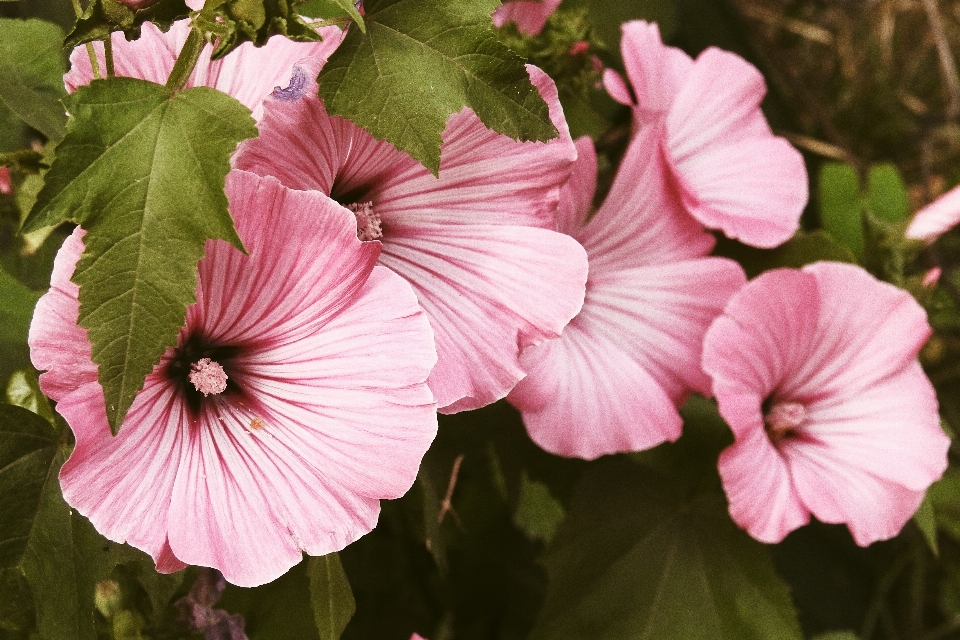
[308, 553, 356, 640]
[64, 0, 191, 49]
[23, 77, 256, 434]
[531, 458, 803, 640]
[0, 18, 67, 142]
[317, 0, 558, 174]
[193, 0, 326, 59]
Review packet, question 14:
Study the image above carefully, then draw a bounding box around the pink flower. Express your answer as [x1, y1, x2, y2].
[492, 0, 562, 36]
[0, 167, 10, 196]
[702, 262, 948, 545]
[603, 21, 807, 248]
[234, 58, 588, 414]
[117, 0, 158, 9]
[906, 185, 960, 244]
[64, 20, 344, 122]
[29, 170, 438, 586]
[507, 132, 746, 459]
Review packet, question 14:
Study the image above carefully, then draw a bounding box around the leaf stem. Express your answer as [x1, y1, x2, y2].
[85, 43, 102, 80]
[166, 28, 205, 92]
[70, 0, 83, 16]
[103, 37, 115, 77]
[306, 16, 354, 28]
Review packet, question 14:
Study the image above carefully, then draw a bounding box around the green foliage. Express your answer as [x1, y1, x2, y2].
[6, 370, 55, 425]
[219, 560, 324, 640]
[194, 0, 326, 60]
[819, 162, 864, 258]
[927, 468, 960, 543]
[24, 77, 256, 435]
[531, 457, 803, 640]
[563, 0, 677, 47]
[0, 267, 39, 346]
[0, 18, 67, 143]
[714, 230, 857, 279]
[513, 472, 565, 544]
[818, 161, 912, 260]
[308, 554, 356, 640]
[317, 0, 559, 175]
[914, 496, 939, 556]
[296, 0, 365, 30]
[64, 0, 191, 49]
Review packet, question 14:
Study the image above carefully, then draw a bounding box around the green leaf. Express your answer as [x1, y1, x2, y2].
[307, 553, 356, 640]
[927, 468, 960, 542]
[194, 0, 325, 60]
[562, 0, 678, 47]
[531, 458, 803, 640]
[513, 472, 565, 543]
[6, 370, 55, 425]
[812, 633, 861, 640]
[914, 494, 939, 556]
[219, 559, 323, 640]
[317, 0, 559, 174]
[64, 0, 191, 49]
[0, 267, 39, 346]
[0, 19, 67, 142]
[297, 0, 364, 31]
[866, 163, 910, 224]
[819, 161, 865, 258]
[714, 231, 857, 280]
[24, 77, 256, 434]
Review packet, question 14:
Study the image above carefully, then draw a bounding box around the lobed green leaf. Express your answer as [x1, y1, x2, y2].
[317, 0, 559, 174]
[24, 77, 256, 434]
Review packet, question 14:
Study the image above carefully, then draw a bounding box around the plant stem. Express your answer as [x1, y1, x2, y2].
[166, 28, 205, 91]
[70, 0, 103, 80]
[103, 37, 115, 77]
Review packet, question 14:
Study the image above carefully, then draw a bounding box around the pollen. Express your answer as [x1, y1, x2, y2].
[249, 417, 266, 430]
[764, 401, 806, 443]
[188, 358, 228, 396]
[348, 202, 383, 241]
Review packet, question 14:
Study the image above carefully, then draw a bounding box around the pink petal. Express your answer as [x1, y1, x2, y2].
[577, 125, 715, 268]
[906, 184, 960, 243]
[705, 262, 947, 546]
[38, 172, 439, 585]
[379, 224, 587, 413]
[65, 22, 344, 122]
[59, 377, 190, 573]
[602, 69, 634, 107]
[717, 426, 809, 543]
[28, 228, 98, 400]
[784, 262, 932, 401]
[555, 136, 597, 237]
[665, 48, 807, 248]
[620, 20, 693, 121]
[491, 0, 562, 36]
[702, 269, 820, 410]
[510, 316, 683, 459]
[194, 171, 380, 345]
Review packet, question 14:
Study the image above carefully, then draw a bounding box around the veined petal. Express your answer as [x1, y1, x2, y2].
[578, 125, 714, 268]
[664, 48, 806, 248]
[555, 136, 597, 237]
[510, 319, 682, 459]
[379, 224, 588, 413]
[28, 229, 97, 400]
[718, 427, 809, 543]
[784, 262, 932, 401]
[194, 171, 379, 345]
[620, 20, 692, 121]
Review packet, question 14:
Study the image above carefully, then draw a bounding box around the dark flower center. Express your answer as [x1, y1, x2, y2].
[763, 400, 806, 444]
[165, 334, 242, 415]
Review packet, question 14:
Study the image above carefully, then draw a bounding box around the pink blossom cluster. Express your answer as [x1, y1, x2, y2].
[28, 5, 949, 597]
